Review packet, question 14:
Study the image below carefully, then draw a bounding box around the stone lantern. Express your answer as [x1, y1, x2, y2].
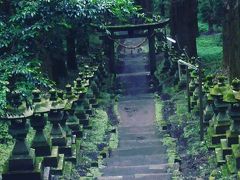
[74, 79, 91, 129]
[203, 94, 214, 126]
[162, 45, 171, 74]
[31, 89, 64, 175]
[225, 86, 240, 146]
[209, 77, 230, 146]
[189, 70, 198, 107]
[48, 89, 67, 147]
[215, 87, 238, 161]
[87, 74, 99, 109]
[2, 91, 42, 180]
[48, 89, 74, 158]
[31, 89, 51, 156]
[92, 66, 101, 90]
[65, 84, 83, 138]
[192, 80, 199, 108]
[203, 75, 214, 125]
[203, 75, 214, 100]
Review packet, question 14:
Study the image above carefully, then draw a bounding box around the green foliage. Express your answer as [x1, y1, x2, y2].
[79, 108, 117, 177]
[155, 96, 166, 128]
[82, 109, 109, 151]
[155, 97, 179, 170]
[98, 0, 139, 23]
[198, 22, 209, 34]
[183, 118, 208, 157]
[0, 0, 139, 112]
[0, 0, 137, 177]
[0, 121, 12, 144]
[199, 0, 224, 28]
[0, 143, 14, 173]
[152, 0, 170, 17]
[197, 34, 223, 73]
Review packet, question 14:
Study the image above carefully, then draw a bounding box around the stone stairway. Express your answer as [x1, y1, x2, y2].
[99, 38, 172, 180]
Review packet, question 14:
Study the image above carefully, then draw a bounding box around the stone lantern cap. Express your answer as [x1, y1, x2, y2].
[65, 84, 77, 100]
[49, 89, 66, 110]
[234, 91, 240, 101]
[232, 78, 240, 91]
[209, 76, 227, 96]
[203, 75, 214, 91]
[33, 89, 51, 114]
[3, 91, 33, 120]
[86, 71, 94, 79]
[223, 88, 238, 103]
[205, 75, 214, 82]
[64, 84, 78, 110]
[74, 78, 88, 93]
[190, 70, 198, 78]
[210, 84, 228, 97]
[207, 94, 214, 101]
[78, 72, 85, 80]
[217, 76, 225, 86]
[92, 66, 98, 72]
[180, 53, 186, 59]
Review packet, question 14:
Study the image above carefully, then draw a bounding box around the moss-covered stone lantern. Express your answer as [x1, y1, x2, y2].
[74, 79, 91, 129]
[65, 84, 83, 138]
[209, 76, 230, 146]
[203, 94, 214, 125]
[31, 89, 51, 156]
[2, 91, 42, 180]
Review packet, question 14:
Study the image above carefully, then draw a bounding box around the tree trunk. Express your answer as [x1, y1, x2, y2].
[135, 0, 153, 15]
[66, 28, 78, 70]
[208, 21, 214, 34]
[49, 35, 68, 83]
[223, 0, 240, 79]
[160, 2, 165, 17]
[76, 27, 89, 56]
[0, 0, 12, 16]
[170, 0, 198, 57]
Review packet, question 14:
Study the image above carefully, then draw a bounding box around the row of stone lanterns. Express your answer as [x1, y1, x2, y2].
[1, 62, 109, 180]
[159, 45, 240, 178]
[188, 68, 240, 177]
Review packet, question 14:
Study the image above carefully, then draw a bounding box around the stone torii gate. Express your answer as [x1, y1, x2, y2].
[103, 19, 169, 76]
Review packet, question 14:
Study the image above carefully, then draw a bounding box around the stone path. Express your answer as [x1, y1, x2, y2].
[99, 38, 171, 180]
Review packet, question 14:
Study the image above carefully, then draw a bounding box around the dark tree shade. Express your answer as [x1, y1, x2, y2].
[135, 0, 153, 14]
[67, 28, 78, 70]
[170, 0, 198, 57]
[223, 0, 240, 79]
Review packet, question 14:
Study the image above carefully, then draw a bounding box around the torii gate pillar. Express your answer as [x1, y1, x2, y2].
[148, 28, 156, 76]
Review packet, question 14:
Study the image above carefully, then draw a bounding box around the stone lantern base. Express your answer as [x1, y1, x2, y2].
[2, 155, 43, 180]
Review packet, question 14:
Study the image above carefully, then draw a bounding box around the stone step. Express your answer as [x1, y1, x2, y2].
[101, 164, 168, 176]
[111, 146, 166, 157]
[118, 139, 164, 150]
[117, 79, 150, 88]
[106, 154, 168, 166]
[119, 94, 154, 102]
[116, 64, 150, 74]
[120, 61, 149, 67]
[118, 126, 156, 134]
[119, 132, 160, 141]
[118, 84, 150, 89]
[116, 72, 150, 79]
[98, 173, 172, 180]
[120, 54, 149, 61]
[122, 88, 153, 96]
